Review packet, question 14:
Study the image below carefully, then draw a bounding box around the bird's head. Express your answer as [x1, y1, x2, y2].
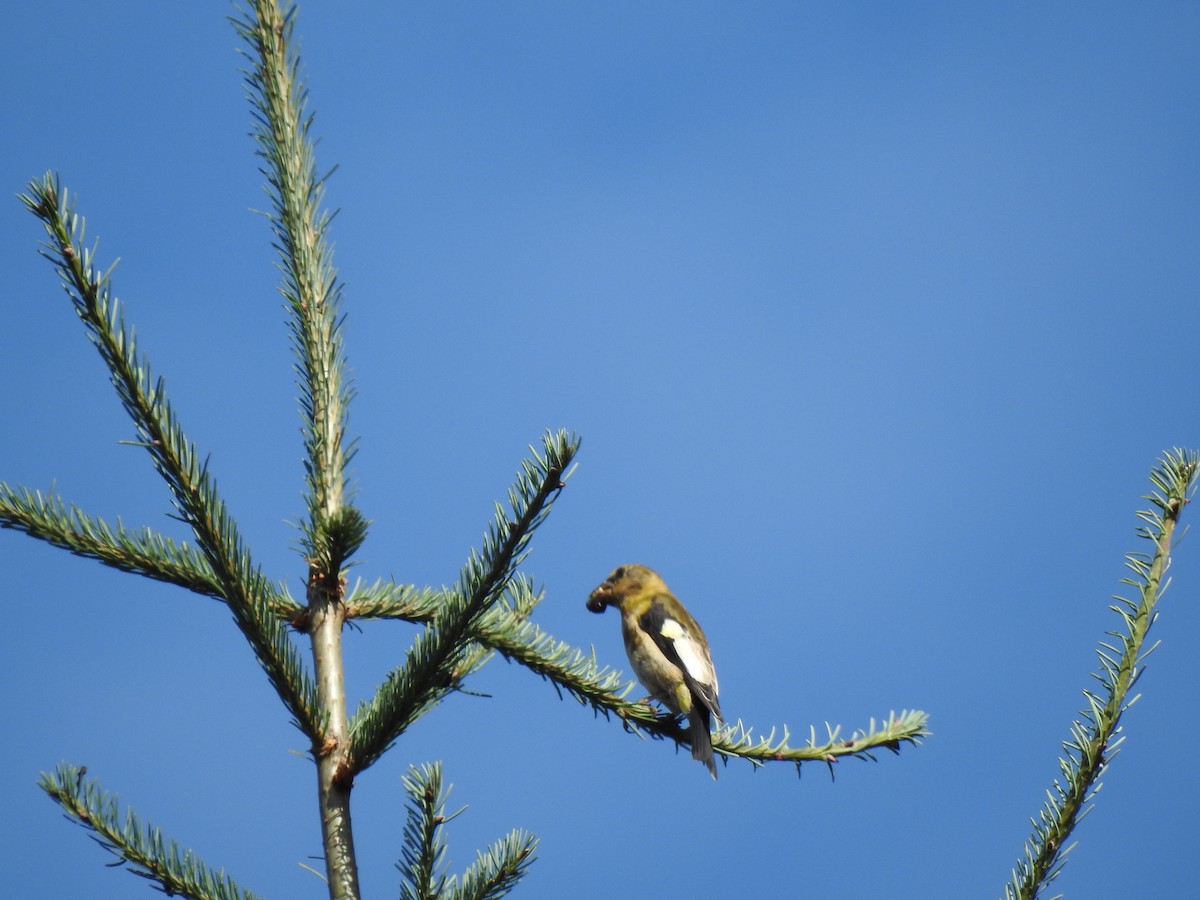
[586, 563, 661, 613]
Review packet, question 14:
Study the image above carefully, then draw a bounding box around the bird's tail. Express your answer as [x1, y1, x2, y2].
[689, 712, 718, 780]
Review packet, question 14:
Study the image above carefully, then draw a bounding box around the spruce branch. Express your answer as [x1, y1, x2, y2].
[1002, 448, 1199, 900]
[343, 579, 450, 621]
[0, 484, 216, 598]
[348, 432, 578, 773]
[0, 483, 300, 617]
[344, 571, 543, 623]
[452, 829, 538, 900]
[40, 763, 265, 900]
[231, 0, 359, 569]
[19, 173, 320, 739]
[231, 2, 362, 896]
[398, 763, 452, 900]
[478, 609, 635, 710]
[712, 711, 928, 771]
[488, 608, 929, 771]
[338, 571, 930, 775]
[397, 763, 537, 900]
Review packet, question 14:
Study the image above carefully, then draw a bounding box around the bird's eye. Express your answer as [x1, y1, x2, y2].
[612, 566, 625, 580]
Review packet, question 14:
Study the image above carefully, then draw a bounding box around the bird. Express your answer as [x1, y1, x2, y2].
[587, 564, 723, 779]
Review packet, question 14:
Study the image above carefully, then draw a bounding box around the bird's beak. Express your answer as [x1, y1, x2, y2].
[586, 583, 612, 613]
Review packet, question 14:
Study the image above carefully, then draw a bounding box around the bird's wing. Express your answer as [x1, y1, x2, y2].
[639, 596, 722, 722]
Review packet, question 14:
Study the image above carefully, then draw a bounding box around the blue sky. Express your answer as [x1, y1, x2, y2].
[2, 2, 1198, 898]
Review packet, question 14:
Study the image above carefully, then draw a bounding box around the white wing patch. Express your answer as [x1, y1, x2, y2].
[662, 616, 718, 695]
